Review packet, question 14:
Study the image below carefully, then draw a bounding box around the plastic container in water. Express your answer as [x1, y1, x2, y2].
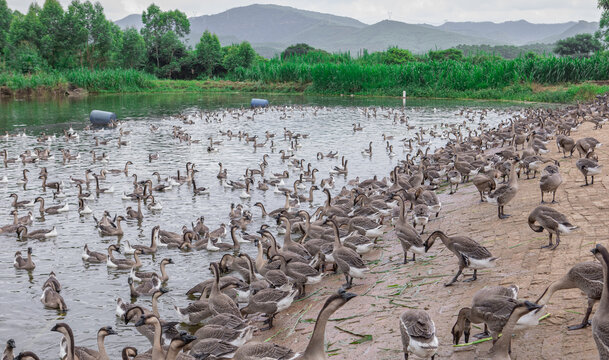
[250, 98, 269, 108]
[89, 110, 117, 126]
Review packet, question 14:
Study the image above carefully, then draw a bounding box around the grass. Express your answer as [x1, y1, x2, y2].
[2, 56, 609, 103]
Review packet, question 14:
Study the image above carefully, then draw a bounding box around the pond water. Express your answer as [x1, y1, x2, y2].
[0, 93, 534, 357]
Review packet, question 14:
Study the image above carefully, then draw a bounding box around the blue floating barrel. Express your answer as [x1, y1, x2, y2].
[89, 110, 116, 126]
[251, 98, 269, 108]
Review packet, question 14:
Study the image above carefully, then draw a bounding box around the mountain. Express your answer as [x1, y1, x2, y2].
[537, 20, 599, 44]
[436, 20, 576, 45]
[114, 4, 598, 57]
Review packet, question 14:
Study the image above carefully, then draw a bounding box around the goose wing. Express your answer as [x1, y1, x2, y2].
[334, 247, 366, 268]
[473, 296, 518, 327]
[452, 237, 492, 260]
[233, 341, 296, 359]
[190, 339, 238, 359]
[400, 310, 435, 339]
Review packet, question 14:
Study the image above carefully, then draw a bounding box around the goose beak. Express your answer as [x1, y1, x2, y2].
[134, 315, 146, 327]
[167, 259, 174, 264]
[106, 327, 118, 335]
[50, 324, 60, 332]
[7, 339, 15, 349]
[160, 288, 170, 294]
[338, 287, 357, 301]
[180, 332, 197, 344]
[523, 300, 543, 311]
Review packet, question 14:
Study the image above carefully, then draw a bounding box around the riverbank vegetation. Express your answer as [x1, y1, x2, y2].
[1, 0, 609, 103]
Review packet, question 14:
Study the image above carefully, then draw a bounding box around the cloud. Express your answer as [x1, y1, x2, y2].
[7, 0, 602, 24]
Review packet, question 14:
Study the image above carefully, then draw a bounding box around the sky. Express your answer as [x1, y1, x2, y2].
[7, 0, 603, 24]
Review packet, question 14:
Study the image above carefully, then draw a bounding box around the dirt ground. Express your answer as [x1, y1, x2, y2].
[248, 120, 608, 359]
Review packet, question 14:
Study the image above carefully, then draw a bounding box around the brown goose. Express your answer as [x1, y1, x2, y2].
[107, 245, 141, 269]
[16, 225, 57, 240]
[121, 347, 137, 360]
[326, 219, 368, 289]
[399, 310, 438, 360]
[128, 275, 161, 297]
[528, 206, 577, 250]
[536, 261, 602, 330]
[576, 149, 602, 186]
[132, 258, 174, 283]
[133, 314, 165, 360]
[125, 226, 160, 255]
[539, 164, 562, 203]
[81, 244, 107, 263]
[556, 134, 575, 157]
[165, 332, 197, 360]
[425, 230, 497, 286]
[3, 339, 15, 360]
[34, 196, 69, 215]
[485, 158, 519, 219]
[15, 352, 39, 360]
[73, 326, 117, 360]
[13, 247, 35, 270]
[390, 194, 426, 264]
[486, 302, 543, 360]
[208, 262, 243, 318]
[472, 173, 496, 202]
[98, 216, 125, 236]
[591, 244, 609, 359]
[241, 286, 298, 330]
[232, 289, 357, 360]
[41, 277, 67, 311]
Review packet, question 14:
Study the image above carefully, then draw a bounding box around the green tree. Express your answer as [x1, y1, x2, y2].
[141, 4, 190, 68]
[281, 43, 315, 59]
[223, 41, 256, 72]
[0, 0, 12, 56]
[429, 48, 463, 61]
[383, 47, 414, 64]
[554, 34, 602, 56]
[38, 0, 65, 68]
[599, 0, 609, 47]
[156, 30, 186, 78]
[7, 3, 42, 48]
[8, 41, 46, 73]
[120, 27, 146, 69]
[195, 30, 222, 76]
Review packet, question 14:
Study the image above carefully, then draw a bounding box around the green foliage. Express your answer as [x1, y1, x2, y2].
[281, 43, 315, 59]
[8, 41, 46, 73]
[141, 4, 190, 68]
[195, 30, 222, 76]
[456, 43, 553, 59]
[0, 0, 12, 55]
[383, 47, 415, 64]
[428, 48, 463, 61]
[223, 42, 256, 72]
[554, 33, 602, 56]
[38, 0, 65, 67]
[120, 28, 146, 69]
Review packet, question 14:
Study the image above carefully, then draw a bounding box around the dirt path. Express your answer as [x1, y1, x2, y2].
[249, 120, 607, 359]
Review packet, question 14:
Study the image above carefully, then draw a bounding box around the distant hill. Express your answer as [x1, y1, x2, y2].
[114, 4, 599, 57]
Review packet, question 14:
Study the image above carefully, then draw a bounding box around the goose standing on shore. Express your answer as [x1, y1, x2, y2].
[528, 206, 577, 250]
[485, 158, 519, 219]
[591, 244, 609, 359]
[425, 230, 497, 286]
[576, 150, 602, 186]
[539, 164, 562, 203]
[399, 310, 438, 360]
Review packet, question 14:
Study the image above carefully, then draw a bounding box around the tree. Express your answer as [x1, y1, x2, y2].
[429, 48, 463, 61]
[141, 4, 189, 69]
[195, 30, 222, 76]
[598, 0, 609, 47]
[222, 41, 256, 72]
[281, 43, 315, 59]
[554, 34, 602, 57]
[120, 27, 146, 69]
[155, 30, 186, 78]
[38, 0, 65, 68]
[8, 41, 46, 73]
[383, 47, 414, 64]
[0, 0, 12, 56]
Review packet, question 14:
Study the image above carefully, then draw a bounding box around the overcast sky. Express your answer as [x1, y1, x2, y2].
[7, 0, 603, 24]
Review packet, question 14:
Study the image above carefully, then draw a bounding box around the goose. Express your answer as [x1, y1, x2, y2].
[591, 244, 609, 359]
[539, 164, 562, 203]
[425, 230, 497, 286]
[472, 173, 496, 202]
[325, 219, 368, 289]
[164, 332, 197, 360]
[16, 225, 57, 240]
[34, 197, 69, 215]
[536, 261, 602, 330]
[190, 322, 253, 350]
[41, 280, 67, 311]
[98, 216, 125, 236]
[241, 286, 299, 330]
[16, 169, 29, 185]
[485, 158, 519, 219]
[528, 206, 577, 250]
[145, 195, 163, 211]
[82, 244, 107, 263]
[389, 194, 426, 263]
[174, 289, 213, 325]
[126, 196, 144, 220]
[576, 149, 602, 186]
[342, 231, 374, 255]
[232, 289, 357, 360]
[9, 193, 30, 208]
[13, 247, 35, 270]
[107, 244, 141, 269]
[93, 174, 114, 194]
[452, 285, 543, 345]
[3, 339, 15, 360]
[399, 310, 438, 360]
[121, 347, 137, 360]
[273, 254, 321, 298]
[361, 141, 372, 156]
[39, 174, 60, 191]
[575, 137, 601, 157]
[128, 276, 161, 297]
[188, 338, 238, 360]
[486, 301, 544, 360]
[191, 178, 208, 195]
[78, 198, 92, 215]
[239, 179, 253, 199]
[278, 215, 311, 259]
[72, 326, 117, 360]
[556, 134, 575, 157]
[412, 203, 430, 234]
[133, 314, 165, 360]
[125, 226, 160, 255]
[208, 262, 243, 318]
[108, 160, 133, 175]
[447, 169, 461, 194]
[42, 271, 62, 293]
[131, 258, 174, 283]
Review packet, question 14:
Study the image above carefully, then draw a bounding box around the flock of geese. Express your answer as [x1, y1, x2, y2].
[1, 96, 609, 360]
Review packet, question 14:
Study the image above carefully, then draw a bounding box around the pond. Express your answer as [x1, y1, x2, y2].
[0, 92, 534, 357]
